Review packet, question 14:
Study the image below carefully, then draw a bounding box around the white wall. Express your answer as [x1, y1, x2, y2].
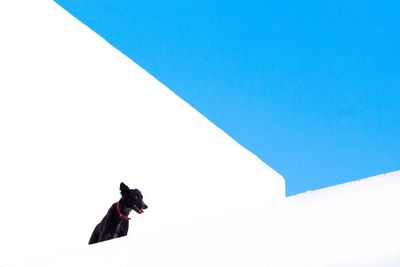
[8, 171, 400, 267]
[280, 171, 400, 266]
[0, 0, 284, 264]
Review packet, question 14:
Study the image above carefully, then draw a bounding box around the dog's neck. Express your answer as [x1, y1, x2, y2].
[117, 198, 132, 218]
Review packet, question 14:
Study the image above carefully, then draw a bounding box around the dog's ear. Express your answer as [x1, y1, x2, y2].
[120, 182, 130, 192]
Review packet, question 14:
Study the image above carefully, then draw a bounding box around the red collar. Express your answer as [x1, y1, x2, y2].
[116, 201, 131, 220]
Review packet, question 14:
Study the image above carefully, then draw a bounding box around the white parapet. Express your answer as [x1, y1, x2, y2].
[0, 0, 285, 264]
[7, 171, 400, 267]
[280, 170, 400, 266]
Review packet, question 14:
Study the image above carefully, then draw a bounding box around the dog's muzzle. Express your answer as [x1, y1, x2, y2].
[133, 204, 147, 214]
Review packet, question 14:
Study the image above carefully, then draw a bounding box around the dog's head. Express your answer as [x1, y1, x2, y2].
[120, 182, 148, 214]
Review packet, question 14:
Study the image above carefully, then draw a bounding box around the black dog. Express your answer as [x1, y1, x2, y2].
[89, 182, 148, 245]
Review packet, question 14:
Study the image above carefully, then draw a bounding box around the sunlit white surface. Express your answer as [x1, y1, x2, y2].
[7, 171, 400, 267]
[282, 170, 400, 267]
[0, 0, 284, 265]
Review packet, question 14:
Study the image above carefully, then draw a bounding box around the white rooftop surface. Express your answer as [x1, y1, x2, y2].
[1, 1, 400, 267]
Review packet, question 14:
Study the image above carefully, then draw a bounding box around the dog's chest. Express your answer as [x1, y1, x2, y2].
[113, 221, 128, 238]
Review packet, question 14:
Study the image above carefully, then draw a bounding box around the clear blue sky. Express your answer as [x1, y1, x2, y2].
[55, 0, 400, 195]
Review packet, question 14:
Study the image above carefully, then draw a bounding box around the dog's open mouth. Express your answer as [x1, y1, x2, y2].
[133, 205, 144, 214]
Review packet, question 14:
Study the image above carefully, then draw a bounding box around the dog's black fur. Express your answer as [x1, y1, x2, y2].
[88, 182, 148, 245]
